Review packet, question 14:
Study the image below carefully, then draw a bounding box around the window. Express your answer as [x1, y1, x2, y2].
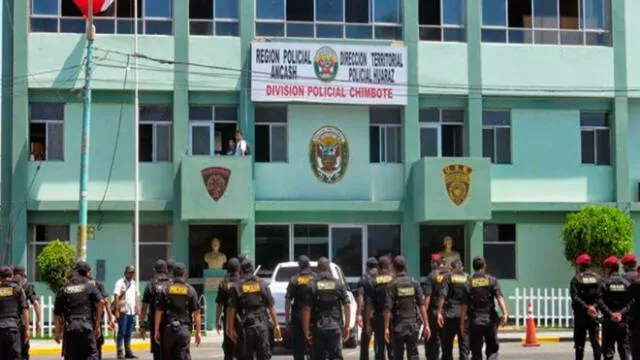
[28, 224, 70, 281]
[580, 111, 610, 165]
[419, 0, 465, 42]
[30, 0, 173, 35]
[483, 110, 512, 164]
[367, 225, 401, 259]
[255, 225, 290, 275]
[29, 103, 65, 161]
[139, 225, 172, 280]
[189, 0, 239, 36]
[255, 106, 288, 162]
[481, 0, 611, 46]
[255, 0, 402, 39]
[189, 106, 238, 156]
[293, 224, 329, 260]
[370, 108, 402, 163]
[419, 108, 464, 158]
[483, 224, 516, 279]
[140, 105, 172, 162]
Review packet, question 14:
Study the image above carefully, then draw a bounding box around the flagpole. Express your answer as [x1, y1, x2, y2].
[77, 0, 95, 261]
[133, 0, 141, 292]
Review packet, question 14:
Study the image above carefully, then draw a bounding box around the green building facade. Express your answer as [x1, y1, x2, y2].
[3, 0, 640, 307]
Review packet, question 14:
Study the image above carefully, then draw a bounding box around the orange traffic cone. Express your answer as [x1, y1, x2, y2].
[523, 302, 540, 347]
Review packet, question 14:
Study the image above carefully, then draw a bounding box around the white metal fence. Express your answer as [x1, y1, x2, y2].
[30, 294, 209, 338]
[508, 287, 573, 328]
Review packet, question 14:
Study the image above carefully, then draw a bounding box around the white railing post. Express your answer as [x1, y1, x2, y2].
[536, 288, 541, 327]
[543, 288, 548, 327]
[514, 288, 520, 328]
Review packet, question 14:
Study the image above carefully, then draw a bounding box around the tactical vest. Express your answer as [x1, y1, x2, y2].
[468, 272, 492, 314]
[445, 270, 468, 317]
[219, 275, 236, 312]
[150, 276, 171, 309]
[64, 278, 93, 320]
[373, 272, 394, 313]
[428, 269, 449, 310]
[292, 271, 314, 310]
[0, 282, 20, 322]
[238, 276, 266, 321]
[393, 275, 417, 323]
[314, 274, 341, 328]
[164, 282, 191, 324]
[573, 271, 600, 306]
[602, 274, 631, 313]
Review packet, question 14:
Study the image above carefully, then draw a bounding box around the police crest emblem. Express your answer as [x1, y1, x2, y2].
[309, 126, 349, 184]
[201, 166, 231, 202]
[313, 46, 339, 82]
[442, 164, 472, 206]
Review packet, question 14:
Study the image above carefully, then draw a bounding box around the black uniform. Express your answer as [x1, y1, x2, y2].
[629, 276, 640, 360]
[357, 269, 377, 360]
[570, 270, 603, 360]
[156, 279, 200, 360]
[368, 271, 395, 360]
[384, 273, 423, 360]
[422, 267, 449, 360]
[87, 279, 108, 360]
[309, 271, 349, 360]
[144, 274, 172, 360]
[216, 273, 238, 360]
[285, 269, 314, 360]
[463, 270, 502, 360]
[0, 280, 27, 360]
[440, 269, 469, 360]
[12, 275, 35, 360]
[598, 273, 633, 360]
[623, 269, 638, 357]
[229, 274, 275, 360]
[53, 275, 103, 360]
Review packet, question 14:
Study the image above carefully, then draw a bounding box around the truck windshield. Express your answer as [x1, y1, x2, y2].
[274, 266, 319, 282]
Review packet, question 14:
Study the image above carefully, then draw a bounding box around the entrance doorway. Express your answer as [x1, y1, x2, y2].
[188, 224, 238, 280]
[420, 224, 465, 277]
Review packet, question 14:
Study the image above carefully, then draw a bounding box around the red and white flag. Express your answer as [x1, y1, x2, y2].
[73, 0, 115, 17]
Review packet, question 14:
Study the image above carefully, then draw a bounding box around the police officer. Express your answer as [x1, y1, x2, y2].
[84, 268, 115, 360]
[301, 257, 350, 360]
[216, 258, 240, 360]
[285, 255, 315, 360]
[383, 256, 429, 360]
[226, 259, 281, 360]
[0, 266, 29, 360]
[12, 265, 40, 360]
[621, 254, 637, 284]
[570, 253, 603, 360]
[53, 261, 104, 360]
[460, 256, 508, 360]
[357, 257, 378, 360]
[366, 256, 395, 360]
[154, 262, 202, 360]
[422, 254, 449, 360]
[438, 259, 469, 360]
[628, 265, 640, 360]
[598, 256, 632, 360]
[166, 259, 176, 275]
[141, 260, 172, 360]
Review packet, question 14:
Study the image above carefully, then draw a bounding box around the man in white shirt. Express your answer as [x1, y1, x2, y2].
[234, 130, 249, 156]
[114, 265, 140, 359]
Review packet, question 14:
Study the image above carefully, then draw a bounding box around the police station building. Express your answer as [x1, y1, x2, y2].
[3, 0, 640, 306]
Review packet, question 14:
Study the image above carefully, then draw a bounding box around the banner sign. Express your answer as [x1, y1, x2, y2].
[251, 43, 408, 105]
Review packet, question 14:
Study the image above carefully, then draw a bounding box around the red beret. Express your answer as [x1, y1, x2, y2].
[431, 254, 441, 262]
[603, 256, 619, 267]
[621, 254, 636, 264]
[576, 254, 591, 265]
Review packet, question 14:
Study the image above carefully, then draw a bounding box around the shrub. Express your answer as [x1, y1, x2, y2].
[36, 240, 76, 293]
[562, 205, 634, 270]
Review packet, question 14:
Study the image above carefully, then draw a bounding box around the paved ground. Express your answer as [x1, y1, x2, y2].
[31, 342, 589, 360]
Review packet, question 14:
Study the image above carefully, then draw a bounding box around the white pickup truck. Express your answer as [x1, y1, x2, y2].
[268, 261, 359, 349]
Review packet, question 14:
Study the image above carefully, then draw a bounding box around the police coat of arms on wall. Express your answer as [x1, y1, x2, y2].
[442, 164, 472, 206]
[309, 126, 349, 184]
[201, 166, 231, 202]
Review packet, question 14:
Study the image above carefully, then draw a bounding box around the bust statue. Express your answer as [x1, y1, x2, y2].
[204, 237, 227, 270]
[439, 236, 461, 267]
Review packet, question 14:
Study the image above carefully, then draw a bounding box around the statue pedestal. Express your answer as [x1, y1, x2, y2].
[204, 269, 226, 331]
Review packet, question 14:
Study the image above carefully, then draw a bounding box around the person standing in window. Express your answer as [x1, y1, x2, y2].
[227, 139, 236, 156]
[234, 130, 249, 156]
[114, 266, 140, 359]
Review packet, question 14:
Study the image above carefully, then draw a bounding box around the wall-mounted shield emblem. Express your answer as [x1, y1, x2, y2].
[201, 167, 231, 202]
[442, 164, 472, 206]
